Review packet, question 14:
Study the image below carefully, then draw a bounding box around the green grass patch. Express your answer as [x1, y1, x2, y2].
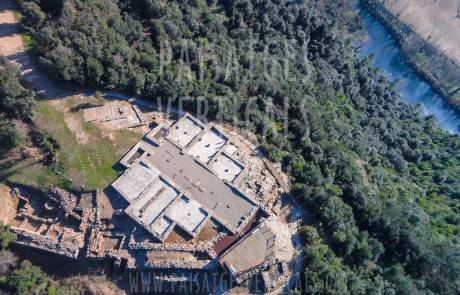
[1, 97, 142, 191]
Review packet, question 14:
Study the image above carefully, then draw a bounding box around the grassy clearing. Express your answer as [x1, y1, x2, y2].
[0, 157, 57, 189]
[1, 96, 142, 191]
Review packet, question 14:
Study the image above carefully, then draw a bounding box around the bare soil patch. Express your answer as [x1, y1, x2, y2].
[164, 227, 193, 244]
[49, 98, 90, 145]
[97, 191, 116, 221]
[265, 216, 295, 262]
[59, 275, 126, 295]
[0, 184, 17, 224]
[164, 221, 221, 244]
[382, 0, 460, 67]
[194, 220, 220, 242]
[356, 157, 370, 185]
[65, 113, 90, 145]
[0, 2, 25, 56]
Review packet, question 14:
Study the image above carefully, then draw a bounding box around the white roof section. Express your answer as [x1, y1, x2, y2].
[151, 216, 174, 237]
[210, 153, 244, 182]
[146, 139, 256, 233]
[223, 143, 238, 155]
[187, 128, 227, 163]
[166, 114, 204, 147]
[111, 160, 159, 203]
[167, 196, 208, 235]
[125, 177, 179, 227]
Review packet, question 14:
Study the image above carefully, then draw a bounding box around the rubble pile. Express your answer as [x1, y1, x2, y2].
[234, 257, 279, 284]
[12, 227, 80, 258]
[46, 186, 82, 221]
[143, 259, 213, 270]
[261, 261, 290, 293]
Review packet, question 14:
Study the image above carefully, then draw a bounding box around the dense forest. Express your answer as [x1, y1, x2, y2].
[0, 56, 34, 152]
[13, 0, 460, 293]
[0, 56, 57, 165]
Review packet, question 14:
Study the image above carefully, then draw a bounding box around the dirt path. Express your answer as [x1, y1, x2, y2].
[0, 184, 17, 224]
[0, 0, 80, 99]
[0, 1, 24, 56]
[0, 1, 173, 109]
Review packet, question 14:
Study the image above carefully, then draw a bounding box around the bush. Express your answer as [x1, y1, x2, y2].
[10, 261, 49, 295]
[0, 222, 17, 249]
[0, 124, 25, 152]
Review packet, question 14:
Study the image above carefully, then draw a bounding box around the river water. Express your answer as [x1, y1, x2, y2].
[358, 9, 460, 133]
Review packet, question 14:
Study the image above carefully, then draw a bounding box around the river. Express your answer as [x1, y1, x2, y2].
[358, 8, 460, 134]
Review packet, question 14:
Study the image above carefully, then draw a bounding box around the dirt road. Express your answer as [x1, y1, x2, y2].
[0, 0, 180, 111]
[0, 1, 23, 55]
[0, 0, 79, 98]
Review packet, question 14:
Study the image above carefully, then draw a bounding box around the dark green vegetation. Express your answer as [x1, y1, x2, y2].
[362, 0, 460, 114]
[0, 223, 80, 295]
[0, 223, 17, 250]
[0, 56, 57, 163]
[0, 223, 46, 295]
[16, 0, 460, 293]
[319, 0, 366, 39]
[0, 58, 34, 122]
[0, 57, 59, 187]
[8, 261, 50, 295]
[0, 62, 56, 295]
[0, 56, 69, 189]
[0, 56, 34, 153]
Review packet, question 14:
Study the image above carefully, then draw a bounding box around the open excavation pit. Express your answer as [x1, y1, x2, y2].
[83, 101, 145, 129]
[6, 111, 299, 292]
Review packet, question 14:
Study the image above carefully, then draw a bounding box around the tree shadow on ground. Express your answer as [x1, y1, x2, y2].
[0, 158, 37, 182]
[0, 23, 18, 38]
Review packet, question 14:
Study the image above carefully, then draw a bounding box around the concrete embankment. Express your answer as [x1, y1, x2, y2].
[360, 0, 460, 115]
